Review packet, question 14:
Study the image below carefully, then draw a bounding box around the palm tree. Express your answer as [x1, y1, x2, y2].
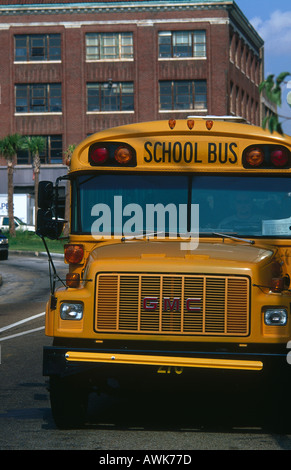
[0, 134, 24, 236]
[23, 136, 46, 225]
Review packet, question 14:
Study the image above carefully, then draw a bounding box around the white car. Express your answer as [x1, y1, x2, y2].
[0, 215, 35, 232]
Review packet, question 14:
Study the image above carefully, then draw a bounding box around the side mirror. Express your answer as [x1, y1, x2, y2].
[36, 180, 64, 239]
[38, 181, 54, 210]
[36, 208, 64, 240]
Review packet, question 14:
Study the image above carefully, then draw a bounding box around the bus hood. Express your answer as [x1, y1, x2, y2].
[87, 240, 274, 274]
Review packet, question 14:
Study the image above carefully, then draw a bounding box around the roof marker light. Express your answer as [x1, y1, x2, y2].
[206, 120, 213, 130]
[168, 119, 176, 129]
[187, 119, 195, 130]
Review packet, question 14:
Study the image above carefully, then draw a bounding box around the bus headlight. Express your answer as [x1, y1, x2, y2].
[264, 308, 287, 326]
[60, 302, 83, 320]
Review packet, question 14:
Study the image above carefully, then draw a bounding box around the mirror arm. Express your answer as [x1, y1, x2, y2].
[40, 235, 66, 298]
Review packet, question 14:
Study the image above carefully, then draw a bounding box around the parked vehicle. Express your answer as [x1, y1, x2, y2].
[0, 229, 8, 260]
[0, 215, 34, 232]
[0, 194, 35, 225]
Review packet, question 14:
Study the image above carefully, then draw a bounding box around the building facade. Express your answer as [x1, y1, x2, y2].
[0, 0, 265, 219]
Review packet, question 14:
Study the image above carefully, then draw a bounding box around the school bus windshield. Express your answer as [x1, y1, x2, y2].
[71, 173, 291, 238]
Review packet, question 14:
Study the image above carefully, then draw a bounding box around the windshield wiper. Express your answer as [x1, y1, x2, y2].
[121, 231, 255, 245]
[212, 232, 255, 245]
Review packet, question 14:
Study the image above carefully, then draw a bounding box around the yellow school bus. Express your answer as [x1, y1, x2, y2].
[38, 117, 291, 428]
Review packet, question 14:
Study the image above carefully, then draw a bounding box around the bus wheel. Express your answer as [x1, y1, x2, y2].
[49, 376, 88, 429]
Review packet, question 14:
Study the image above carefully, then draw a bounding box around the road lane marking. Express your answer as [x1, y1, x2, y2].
[0, 312, 45, 334]
[0, 326, 45, 342]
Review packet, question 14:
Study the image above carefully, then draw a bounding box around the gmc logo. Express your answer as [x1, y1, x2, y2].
[143, 297, 201, 312]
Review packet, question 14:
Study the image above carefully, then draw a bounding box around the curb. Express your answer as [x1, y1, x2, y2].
[9, 250, 63, 259]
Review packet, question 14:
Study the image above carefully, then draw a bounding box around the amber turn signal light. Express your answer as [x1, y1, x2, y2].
[64, 244, 84, 264]
[245, 147, 264, 167]
[114, 145, 133, 164]
[66, 273, 80, 288]
[270, 277, 285, 293]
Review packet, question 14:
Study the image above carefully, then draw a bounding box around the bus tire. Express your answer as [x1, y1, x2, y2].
[49, 376, 88, 429]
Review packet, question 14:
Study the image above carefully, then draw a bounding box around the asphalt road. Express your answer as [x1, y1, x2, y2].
[1, 254, 291, 451]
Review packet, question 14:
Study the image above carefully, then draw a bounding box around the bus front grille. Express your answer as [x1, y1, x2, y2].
[95, 273, 250, 336]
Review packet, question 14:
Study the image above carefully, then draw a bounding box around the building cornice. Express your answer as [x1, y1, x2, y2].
[0, 0, 263, 49]
[0, 0, 236, 16]
[228, 1, 263, 49]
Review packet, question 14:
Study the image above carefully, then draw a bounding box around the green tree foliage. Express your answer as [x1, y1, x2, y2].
[22, 136, 46, 225]
[259, 72, 290, 134]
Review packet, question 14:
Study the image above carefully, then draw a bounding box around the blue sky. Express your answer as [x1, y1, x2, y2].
[235, 0, 291, 133]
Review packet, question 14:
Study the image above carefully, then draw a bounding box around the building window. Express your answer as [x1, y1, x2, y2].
[14, 34, 61, 62]
[15, 84, 62, 113]
[158, 30, 206, 58]
[86, 32, 133, 60]
[159, 80, 207, 111]
[230, 81, 234, 114]
[17, 135, 63, 164]
[87, 82, 134, 112]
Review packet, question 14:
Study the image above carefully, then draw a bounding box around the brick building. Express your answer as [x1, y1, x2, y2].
[0, 0, 267, 221]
